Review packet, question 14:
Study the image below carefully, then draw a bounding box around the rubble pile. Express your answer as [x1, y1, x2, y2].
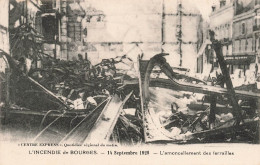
[14, 53, 136, 110]
[147, 87, 259, 143]
[112, 115, 144, 145]
[7, 24, 125, 110]
[1, 48, 145, 144]
[0, 48, 259, 144]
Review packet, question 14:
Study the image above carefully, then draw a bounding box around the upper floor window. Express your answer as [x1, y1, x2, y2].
[87, 16, 92, 22]
[245, 40, 248, 51]
[234, 40, 240, 53]
[256, 0, 260, 5]
[41, 0, 56, 12]
[220, 0, 226, 7]
[258, 38, 260, 49]
[241, 23, 246, 34]
[97, 16, 101, 22]
[239, 40, 242, 51]
[42, 15, 58, 41]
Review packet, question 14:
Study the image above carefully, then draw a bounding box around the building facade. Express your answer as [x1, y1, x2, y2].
[254, 0, 260, 77]
[232, 7, 255, 76]
[163, 0, 204, 72]
[40, 0, 85, 60]
[0, 0, 9, 73]
[83, 0, 204, 73]
[82, 6, 119, 64]
[198, 0, 259, 83]
[232, 0, 258, 80]
[0, 0, 9, 54]
[197, 0, 235, 78]
[8, 0, 85, 61]
[196, 0, 234, 78]
[210, 0, 234, 57]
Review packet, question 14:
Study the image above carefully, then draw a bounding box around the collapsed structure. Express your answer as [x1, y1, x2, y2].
[0, 30, 259, 144]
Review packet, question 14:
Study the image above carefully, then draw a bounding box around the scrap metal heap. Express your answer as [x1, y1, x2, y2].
[0, 31, 259, 144]
[137, 30, 260, 143]
[138, 53, 259, 143]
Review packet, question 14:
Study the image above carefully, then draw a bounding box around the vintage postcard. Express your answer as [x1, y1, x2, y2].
[0, 0, 260, 164]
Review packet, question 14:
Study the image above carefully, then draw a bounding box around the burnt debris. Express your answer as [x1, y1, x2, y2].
[0, 47, 259, 144]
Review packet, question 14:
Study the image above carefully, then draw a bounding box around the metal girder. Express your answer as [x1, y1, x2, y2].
[59, 92, 132, 144]
[84, 92, 133, 143]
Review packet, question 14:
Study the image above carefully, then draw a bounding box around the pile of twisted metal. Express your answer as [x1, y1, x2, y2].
[0, 36, 259, 145]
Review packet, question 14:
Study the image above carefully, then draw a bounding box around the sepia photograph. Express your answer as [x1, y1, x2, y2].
[0, 0, 260, 164]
